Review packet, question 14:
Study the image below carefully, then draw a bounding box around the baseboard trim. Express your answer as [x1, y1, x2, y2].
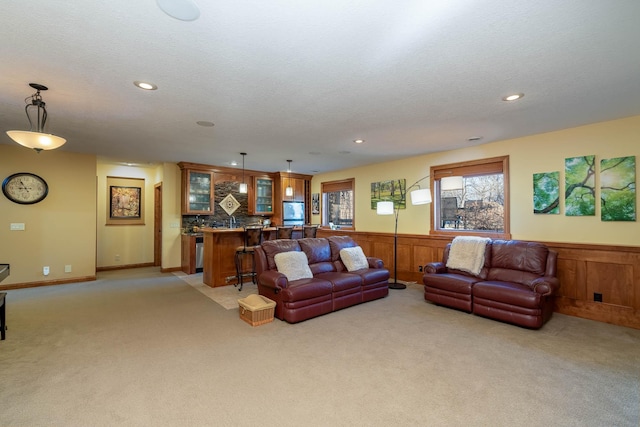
[0, 275, 97, 291]
[96, 262, 155, 272]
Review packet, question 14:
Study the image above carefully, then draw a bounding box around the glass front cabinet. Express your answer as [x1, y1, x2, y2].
[183, 169, 214, 214]
[251, 176, 274, 215]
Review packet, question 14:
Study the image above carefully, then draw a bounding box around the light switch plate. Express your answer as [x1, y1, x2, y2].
[10, 223, 25, 231]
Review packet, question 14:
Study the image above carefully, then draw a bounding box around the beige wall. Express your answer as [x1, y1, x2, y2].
[311, 115, 640, 246]
[96, 160, 182, 269]
[0, 145, 97, 284]
[160, 162, 183, 269]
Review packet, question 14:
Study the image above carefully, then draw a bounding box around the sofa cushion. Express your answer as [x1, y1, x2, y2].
[298, 238, 332, 264]
[340, 246, 369, 271]
[327, 236, 357, 262]
[487, 240, 549, 286]
[274, 251, 313, 281]
[262, 239, 302, 270]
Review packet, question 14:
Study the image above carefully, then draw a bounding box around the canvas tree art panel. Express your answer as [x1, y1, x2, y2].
[565, 155, 596, 216]
[533, 171, 560, 214]
[600, 156, 636, 221]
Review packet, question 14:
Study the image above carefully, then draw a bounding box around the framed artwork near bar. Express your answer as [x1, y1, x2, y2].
[106, 176, 145, 225]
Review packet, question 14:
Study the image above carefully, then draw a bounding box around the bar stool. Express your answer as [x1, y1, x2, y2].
[302, 224, 318, 238]
[234, 226, 263, 291]
[276, 226, 294, 239]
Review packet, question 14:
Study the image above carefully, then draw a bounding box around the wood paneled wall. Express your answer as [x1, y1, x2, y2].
[317, 229, 640, 329]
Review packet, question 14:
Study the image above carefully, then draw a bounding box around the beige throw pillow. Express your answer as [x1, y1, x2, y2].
[274, 251, 313, 281]
[340, 246, 369, 271]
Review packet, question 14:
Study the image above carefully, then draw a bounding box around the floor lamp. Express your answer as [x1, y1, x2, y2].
[377, 176, 432, 289]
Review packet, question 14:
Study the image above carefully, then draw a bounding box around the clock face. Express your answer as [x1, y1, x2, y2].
[2, 172, 49, 204]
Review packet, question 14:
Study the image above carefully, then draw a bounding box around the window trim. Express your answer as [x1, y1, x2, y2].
[321, 177, 355, 230]
[429, 155, 511, 239]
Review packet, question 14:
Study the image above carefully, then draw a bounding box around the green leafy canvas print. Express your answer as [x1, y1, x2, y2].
[601, 156, 636, 221]
[565, 155, 596, 216]
[371, 179, 406, 209]
[533, 171, 560, 214]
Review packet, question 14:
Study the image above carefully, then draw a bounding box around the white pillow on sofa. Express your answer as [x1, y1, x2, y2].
[274, 251, 313, 281]
[340, 246, 369, 271]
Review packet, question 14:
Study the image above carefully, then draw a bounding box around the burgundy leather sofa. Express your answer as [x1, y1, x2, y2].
[254, 236, 389, 323]
[423, 239, 559, 329]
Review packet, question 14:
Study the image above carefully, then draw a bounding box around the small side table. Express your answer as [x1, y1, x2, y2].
[0, 292, 6, 340]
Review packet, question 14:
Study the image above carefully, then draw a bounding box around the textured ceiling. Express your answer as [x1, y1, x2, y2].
[1, 1, 640, 174]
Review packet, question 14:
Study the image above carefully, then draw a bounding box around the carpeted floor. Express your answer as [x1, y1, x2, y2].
[1, 267, 639, 426]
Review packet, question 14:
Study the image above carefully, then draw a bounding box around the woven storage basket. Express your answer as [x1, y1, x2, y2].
[238, 294, 276, 326]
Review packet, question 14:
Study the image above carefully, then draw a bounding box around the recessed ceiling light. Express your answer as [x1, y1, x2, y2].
[156, 0, 200, 21]
[196, 121, 215, 127]
[468, 136, 483, 142]
[230, 160, 238, 166]
[502, 93, 524, 101]
[134, 81, 157, 90]
[354, 139, 365, 144]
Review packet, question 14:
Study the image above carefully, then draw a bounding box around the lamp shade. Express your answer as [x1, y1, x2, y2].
[410, 188, 432, 205]
[6, 131, 67, 152]
[238, 182, 248, 194]
[376, 201, 394, 215]
[441, 176, 464, 191]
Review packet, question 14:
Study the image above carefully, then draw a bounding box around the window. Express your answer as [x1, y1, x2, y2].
[321, 178, 354, 229]
[430, 156, 510, 238]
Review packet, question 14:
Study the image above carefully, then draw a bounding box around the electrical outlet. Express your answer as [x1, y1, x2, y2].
[594, 292, 603, 302]
[64, 265, 72, 273]
[43, 266, 50, 276]
[115, 254, 120, 261]
[418, 265, 423, 272]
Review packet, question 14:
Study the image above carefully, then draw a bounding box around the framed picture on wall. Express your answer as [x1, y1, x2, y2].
[106, 176, 145, 225]
[312, 193, 320, 214]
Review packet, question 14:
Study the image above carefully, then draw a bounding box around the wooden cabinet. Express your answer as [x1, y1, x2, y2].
[182, 169, 214, 214]
[250, 176, 274, 215]
[282, 177, 305, 202]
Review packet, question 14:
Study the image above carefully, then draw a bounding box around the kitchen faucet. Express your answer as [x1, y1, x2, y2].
[230, 215, 237, 228]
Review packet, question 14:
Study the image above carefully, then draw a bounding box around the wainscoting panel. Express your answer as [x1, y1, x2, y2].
[318, 229, 639, 329]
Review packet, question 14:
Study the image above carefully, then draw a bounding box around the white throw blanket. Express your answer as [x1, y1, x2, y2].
[446, 236, 491, 276]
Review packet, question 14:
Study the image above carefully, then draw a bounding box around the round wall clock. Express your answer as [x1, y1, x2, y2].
[2, 172, 49, 204]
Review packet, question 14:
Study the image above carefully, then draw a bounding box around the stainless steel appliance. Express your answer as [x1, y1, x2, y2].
[195, 236, 204, 273]
[282, 201, 304, 226]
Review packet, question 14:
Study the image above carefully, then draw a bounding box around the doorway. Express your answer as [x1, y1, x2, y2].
[154, 183, 162, 267]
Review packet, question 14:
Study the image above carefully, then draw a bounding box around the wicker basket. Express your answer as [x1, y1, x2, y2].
[238, 294, 276, 326]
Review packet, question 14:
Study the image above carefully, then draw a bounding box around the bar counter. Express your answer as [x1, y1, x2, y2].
[200, 227, 302, 287]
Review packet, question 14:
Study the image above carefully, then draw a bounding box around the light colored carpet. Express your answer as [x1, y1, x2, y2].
[1, 267, 639, 426]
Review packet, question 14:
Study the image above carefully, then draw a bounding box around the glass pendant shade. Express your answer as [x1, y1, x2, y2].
[376, 201, 394, 215]
[239, 152, 247, 193]
[7, 83, 66, 153]
[6, 130, 66, 152]
[410, 188, 432, 205]
[285, 159, 293, 197]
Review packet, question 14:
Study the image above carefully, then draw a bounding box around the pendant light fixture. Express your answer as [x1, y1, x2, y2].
[238, 152, 248, 194]
[6, 83, 67, 153]
[285, 160, 294, 197]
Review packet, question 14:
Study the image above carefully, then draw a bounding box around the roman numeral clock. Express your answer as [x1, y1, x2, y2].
[2, 172, 49, 204]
